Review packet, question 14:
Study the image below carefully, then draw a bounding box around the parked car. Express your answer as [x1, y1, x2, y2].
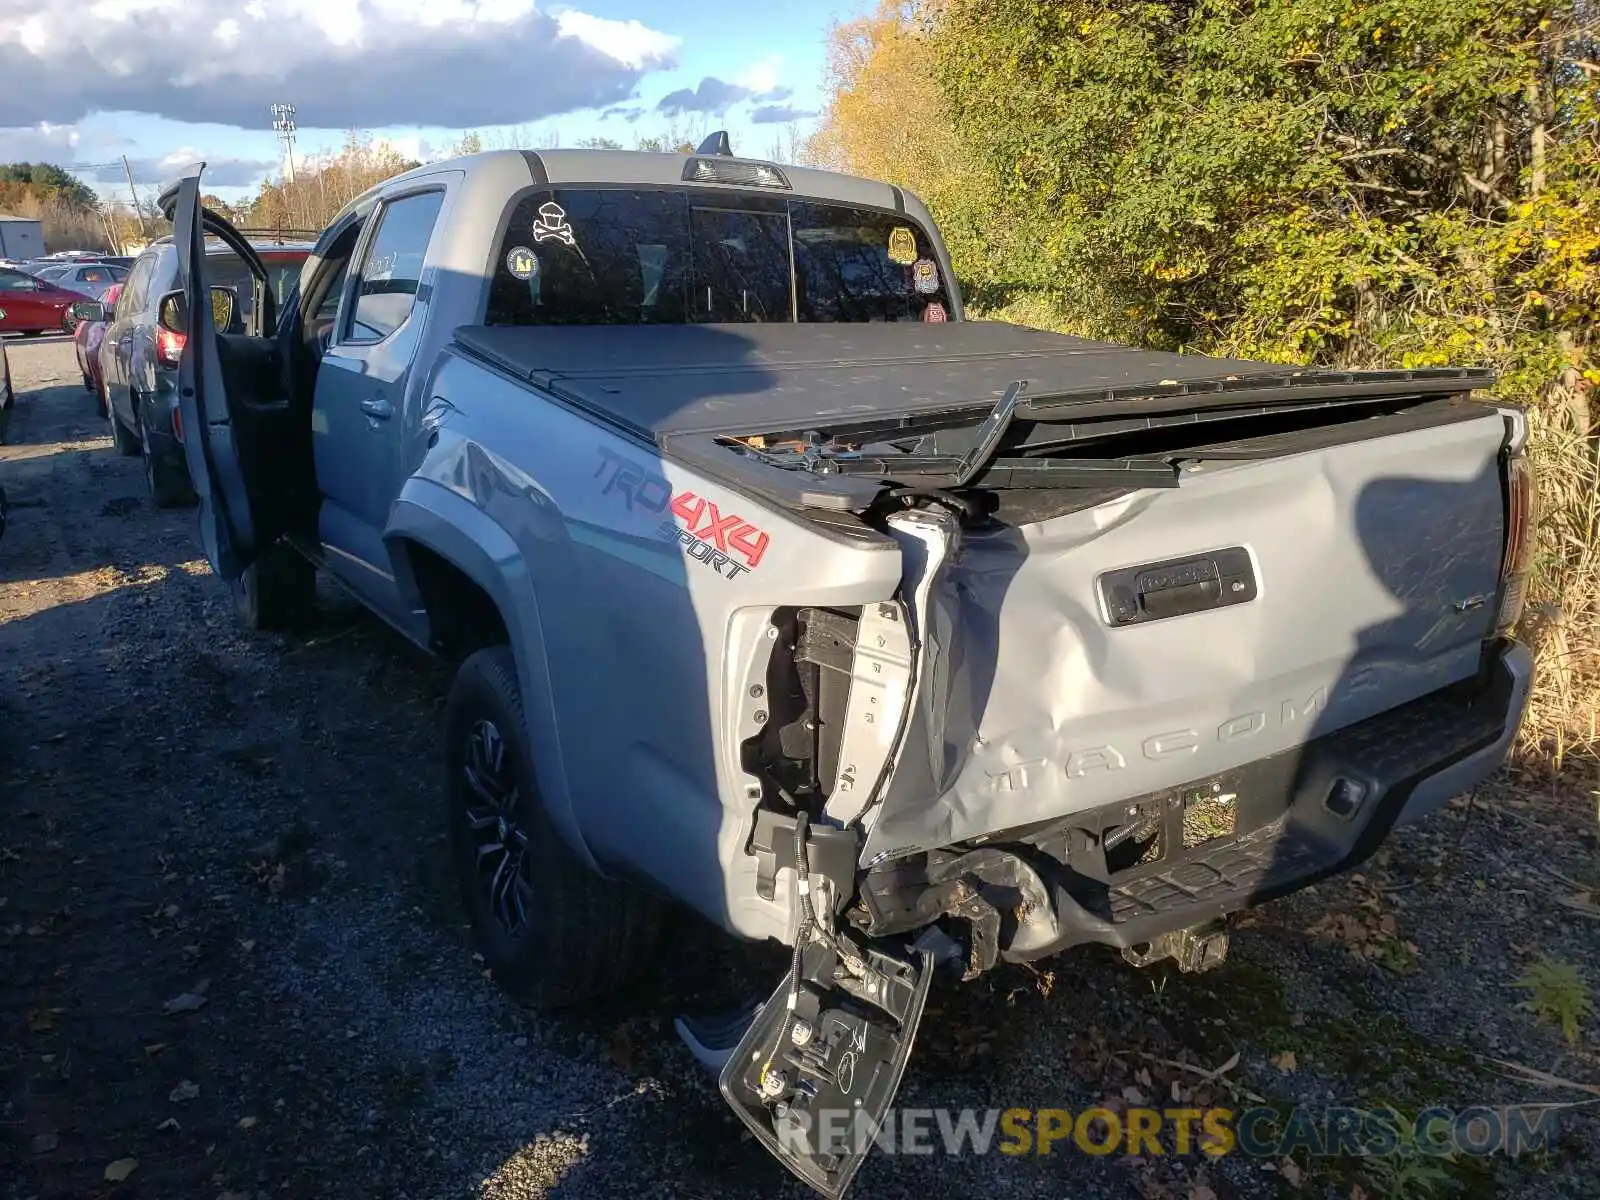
[162, 150, 1534, 1199]
[32, 261, 128, 312]
[0, 332, 12, 444]
[73, 283, 123, 408]
[0, 265, 91, 335]
[91, 236, 310, 506]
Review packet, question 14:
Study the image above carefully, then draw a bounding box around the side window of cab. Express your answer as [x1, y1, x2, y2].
[116, 255, 155, 320]
[342, 190, 446, 344]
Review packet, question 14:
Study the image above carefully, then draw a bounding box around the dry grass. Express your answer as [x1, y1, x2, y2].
[1519, 390, 1600, 772]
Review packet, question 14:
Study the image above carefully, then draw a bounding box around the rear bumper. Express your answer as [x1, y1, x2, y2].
[865, 640, 1532, 964]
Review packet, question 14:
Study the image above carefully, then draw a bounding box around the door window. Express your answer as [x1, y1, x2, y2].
[0, 269, 39, 292]
[117, 255, 156, 319]
[79, 266, 112, 283]
[345, 190, 445, 343]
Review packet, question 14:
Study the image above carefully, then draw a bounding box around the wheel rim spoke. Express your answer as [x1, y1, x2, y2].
[461, 717, 533, 937]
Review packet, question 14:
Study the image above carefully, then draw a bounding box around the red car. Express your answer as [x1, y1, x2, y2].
[0, 334, 12, 445]
[0, 264, 91, 335]
[74, 282, 123, 412]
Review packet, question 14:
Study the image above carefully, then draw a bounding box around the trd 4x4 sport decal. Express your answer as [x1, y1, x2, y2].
[594, 447, 769, 581]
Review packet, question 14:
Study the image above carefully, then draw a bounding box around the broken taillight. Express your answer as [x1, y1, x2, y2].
[1495, 411, 1537, 637]
[155, 327, 186, 368]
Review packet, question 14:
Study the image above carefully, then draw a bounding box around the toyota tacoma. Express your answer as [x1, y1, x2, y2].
[157, 139, 1534, 1197]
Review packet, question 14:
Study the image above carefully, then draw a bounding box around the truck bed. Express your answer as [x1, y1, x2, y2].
[451, 321, 1489, 441]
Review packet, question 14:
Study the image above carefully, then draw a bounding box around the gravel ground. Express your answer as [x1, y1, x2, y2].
[2, 335, 1597, 1200]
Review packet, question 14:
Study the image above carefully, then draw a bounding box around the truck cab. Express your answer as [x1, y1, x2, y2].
[160, 148, 960, 628]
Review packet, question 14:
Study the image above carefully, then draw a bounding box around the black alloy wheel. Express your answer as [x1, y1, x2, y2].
[459, 717, 537, 938]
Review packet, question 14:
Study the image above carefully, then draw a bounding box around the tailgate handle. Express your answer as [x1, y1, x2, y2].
[1140, 576, 1222, 619]
[1099, 547, 1257, 628]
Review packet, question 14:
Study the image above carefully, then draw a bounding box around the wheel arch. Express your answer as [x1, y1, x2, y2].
[385, 479, 600, 873]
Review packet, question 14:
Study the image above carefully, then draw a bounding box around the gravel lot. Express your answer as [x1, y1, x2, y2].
[2, 335, 1597, 1200]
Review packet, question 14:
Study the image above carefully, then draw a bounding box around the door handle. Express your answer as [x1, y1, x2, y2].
[360, 397, 393, 420]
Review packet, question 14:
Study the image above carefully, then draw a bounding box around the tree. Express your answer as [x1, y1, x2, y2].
[815, 0, 1600, 757]
[0, 162, 99, 210]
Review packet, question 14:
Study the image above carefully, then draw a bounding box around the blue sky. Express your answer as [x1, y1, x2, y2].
[0, 0, 872, 205]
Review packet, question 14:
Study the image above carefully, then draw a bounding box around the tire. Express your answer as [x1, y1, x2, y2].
[83, 372, 94, 393]
[229, 541, 316, 632]
[445, 645, 662, 1008]
[109, 398, 142, 456]
[139, 407, 195, 508]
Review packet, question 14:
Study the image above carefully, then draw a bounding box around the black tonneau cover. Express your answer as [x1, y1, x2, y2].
[452, 322, 1489, 443]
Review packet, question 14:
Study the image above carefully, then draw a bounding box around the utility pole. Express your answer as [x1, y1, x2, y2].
[121, 155, 148, 237]
[271, 103, 298, 185]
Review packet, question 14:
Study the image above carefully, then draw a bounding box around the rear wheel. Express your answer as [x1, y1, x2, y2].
[229, 542, 316, 632]
[139, 406, 196, 509]
[108, 395, 142, 457]
[446, 645, 662, 1008]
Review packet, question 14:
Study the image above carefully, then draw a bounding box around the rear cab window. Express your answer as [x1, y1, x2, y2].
[485, 188, 951, 327]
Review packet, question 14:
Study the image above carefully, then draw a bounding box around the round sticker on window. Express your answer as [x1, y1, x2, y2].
[912, 258, 940, 294]
[922, 301, 948, 323]
[505, 246, 539, 281]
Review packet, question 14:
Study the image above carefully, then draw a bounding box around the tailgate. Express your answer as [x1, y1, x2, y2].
[859, 406, 1509, 862]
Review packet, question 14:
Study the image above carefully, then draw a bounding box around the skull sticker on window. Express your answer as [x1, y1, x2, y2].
[531, 202, 576, 247]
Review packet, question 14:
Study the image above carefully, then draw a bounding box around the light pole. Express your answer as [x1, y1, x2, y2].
[271, 103, 298, 185]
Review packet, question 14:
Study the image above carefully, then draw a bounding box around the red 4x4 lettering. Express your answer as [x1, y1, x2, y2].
[670, 492, 706, 529]
[669, 491, 770, 570]
[728, 523, 769, 569]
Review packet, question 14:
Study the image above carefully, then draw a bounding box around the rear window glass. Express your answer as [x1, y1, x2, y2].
[206, 253, 303, 325]
[486, 188, 950, 327]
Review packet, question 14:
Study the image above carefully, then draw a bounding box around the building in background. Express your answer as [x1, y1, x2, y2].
[0, 214, 45, 260]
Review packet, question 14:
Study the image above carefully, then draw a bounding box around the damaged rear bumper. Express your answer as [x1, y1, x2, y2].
[717, 642, 1529, 1198]
[750, 637, 1528, 974]
[862, 638, 1530, 967]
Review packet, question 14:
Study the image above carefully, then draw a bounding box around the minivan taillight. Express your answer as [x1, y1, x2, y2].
[155, 327, 186, 368]
[1496, 435, 1537, 638]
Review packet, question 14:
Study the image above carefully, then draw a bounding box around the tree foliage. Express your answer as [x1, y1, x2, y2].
[810, 0, 1600, 760]
[0, 162, 99, 212]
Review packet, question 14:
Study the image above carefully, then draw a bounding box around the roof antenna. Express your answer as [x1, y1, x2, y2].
[696, 131, 733, 157]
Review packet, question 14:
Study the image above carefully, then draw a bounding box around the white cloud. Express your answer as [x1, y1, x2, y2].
[0, 0, 682, 130]
[0, 122, 275, 190]
[736, 54, 783, 97]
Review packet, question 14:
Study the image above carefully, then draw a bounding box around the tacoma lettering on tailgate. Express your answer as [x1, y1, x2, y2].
[983, 687, 1328, 792]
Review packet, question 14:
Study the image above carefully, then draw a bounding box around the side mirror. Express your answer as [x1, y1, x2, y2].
[157, 285, 237, 336]
[70, 300, 107, 324]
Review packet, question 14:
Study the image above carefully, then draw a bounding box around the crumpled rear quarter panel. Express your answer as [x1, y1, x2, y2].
[410, 352, 901, 941]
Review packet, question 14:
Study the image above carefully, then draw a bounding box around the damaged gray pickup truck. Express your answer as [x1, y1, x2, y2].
[160, 140, 1534, 1197]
